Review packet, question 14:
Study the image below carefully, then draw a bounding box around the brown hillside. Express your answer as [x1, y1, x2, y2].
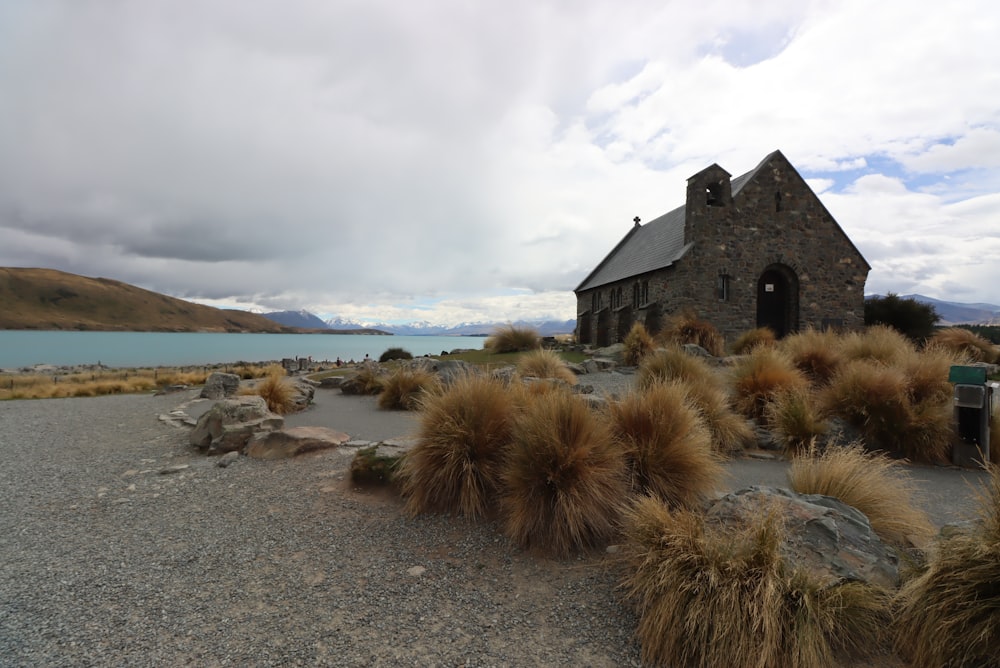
[0, 267, 298, 333]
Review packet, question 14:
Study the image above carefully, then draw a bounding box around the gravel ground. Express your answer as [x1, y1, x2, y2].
[0, 391, 642, 667]
[0, 372, 990, 666]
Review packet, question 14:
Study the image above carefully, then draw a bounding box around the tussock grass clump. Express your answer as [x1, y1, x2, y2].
[377, 367, 439, 410]
[901, 346, 957, 406]
[780, 328, 843, 385]
[485, 324, 540, 353]
[636, 345, 719, 391]
[765, 389, 828, 454]
[730, 326, 777, 355]
[348, 363, 385, 395]
[821, 359, 953, 462]
[788, 444, 934, 548]
[839, 325, 914, 366]
[992, 399, 1000, 465]
[501, 390, 626, 556]
[636, 347, 753, 454]
[657, 310, 725, 356]
[729, 347, 809, 423]
[608, 382, 722, 507]
[682, 380, 756, 455]
[623, 321, 655, 366]
[378, 347, 413, 363]
[895, 465, 1000, 667]
[928, 326, 999, 363]
[250, 369, 296, 414]
[515, 348, 577, 385]
[620, 495, 890, 668]
[398, 373, 516, 519]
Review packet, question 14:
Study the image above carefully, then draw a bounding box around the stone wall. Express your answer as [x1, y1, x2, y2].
[576, 153, 869, 346]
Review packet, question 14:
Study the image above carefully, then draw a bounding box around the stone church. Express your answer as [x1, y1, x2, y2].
[574, 150, 870, 346]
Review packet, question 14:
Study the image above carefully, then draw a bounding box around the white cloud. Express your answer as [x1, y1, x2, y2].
[1, 0, 998, 326]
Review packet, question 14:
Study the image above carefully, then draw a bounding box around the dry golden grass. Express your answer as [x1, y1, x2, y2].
[484, 323, 541, 353]
[607, 382, 723, 508]
[788, 443, 934, 548]
[730, 326, 777, 355]
[500, 390, 626, 556]
[895, 465, 1000, 667]
[636, 345, 719, 392]
[377, 367, 440, 410]
[839, 325, 914, 366]
[515, 348, 577, 385]
[901, 346, 957, 406]
[927, 326, 1000, 363]
[780, 327, 844, 385]
[656, 310, 725, 356]
[349, 364, 385, 395]
[729, 347, 810, 423]
[247, 370, 297, 414]
[680, 380, 756, 455]
[397, 373, 516, 519]
[623, 321, 656, 366]
[821, 359, 953, 462]
[620, 495, 891, 668]
[765, 389, 828, 454]
[993, 400, 1000, 466]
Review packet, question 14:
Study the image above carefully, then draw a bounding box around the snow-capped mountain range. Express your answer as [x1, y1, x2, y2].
[261, 310, 576, 336]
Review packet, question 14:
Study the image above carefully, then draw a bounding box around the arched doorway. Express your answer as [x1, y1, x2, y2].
[756, 264, 799, 338]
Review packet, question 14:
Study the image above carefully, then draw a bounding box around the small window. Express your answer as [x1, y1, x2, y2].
[717, 274, 730, 301]
[705, 182, 724, 206]
[775, 192, 783, 212]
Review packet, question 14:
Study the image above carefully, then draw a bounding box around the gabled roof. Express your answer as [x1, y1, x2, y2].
[575, 152, 775, 293]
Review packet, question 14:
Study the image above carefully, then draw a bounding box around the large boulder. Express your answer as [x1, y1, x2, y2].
[705, 486, 900, 589]
[245, 426, 350, 460]
[199, 372, 241, 400]
[190, 396, 284, 454]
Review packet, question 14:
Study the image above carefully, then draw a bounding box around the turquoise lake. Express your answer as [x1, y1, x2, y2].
[0, 331, 485, 369]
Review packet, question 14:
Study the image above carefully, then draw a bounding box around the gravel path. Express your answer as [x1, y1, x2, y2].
[0, 375, 990, 666]
[0, 392, 641, 667]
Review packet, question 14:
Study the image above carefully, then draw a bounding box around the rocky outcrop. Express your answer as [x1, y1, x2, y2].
[190, 396, 284, 454]
[245, 426, 350, 460]
[705, 486, 900, 589]
[199, 372, 241, 400]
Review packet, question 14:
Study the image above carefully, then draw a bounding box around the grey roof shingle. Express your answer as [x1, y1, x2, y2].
[574, 152, 775, 293]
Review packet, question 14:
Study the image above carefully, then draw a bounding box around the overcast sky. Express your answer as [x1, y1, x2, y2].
[1, 0, 998, 325]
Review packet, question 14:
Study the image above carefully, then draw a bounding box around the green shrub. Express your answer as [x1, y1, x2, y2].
[484, 324, 541, 353]
[895, 465, 1000, 666]
[608, 382, 722, 507]
[398, 373, 516, 519]
[378, 347, 414, 363]
[500, 390, 626, 556]
[620, 495, 891, 668]
[864, 293, 940, 342]
[623, 321, 655, 366]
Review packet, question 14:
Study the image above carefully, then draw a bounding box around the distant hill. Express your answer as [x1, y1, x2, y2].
[261, 310, 389, 335]
[261, 310, 332, 330]
[899, 294, 1000, 325]
[325, 316, 577, 337]
[0, 267, 297, 332]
